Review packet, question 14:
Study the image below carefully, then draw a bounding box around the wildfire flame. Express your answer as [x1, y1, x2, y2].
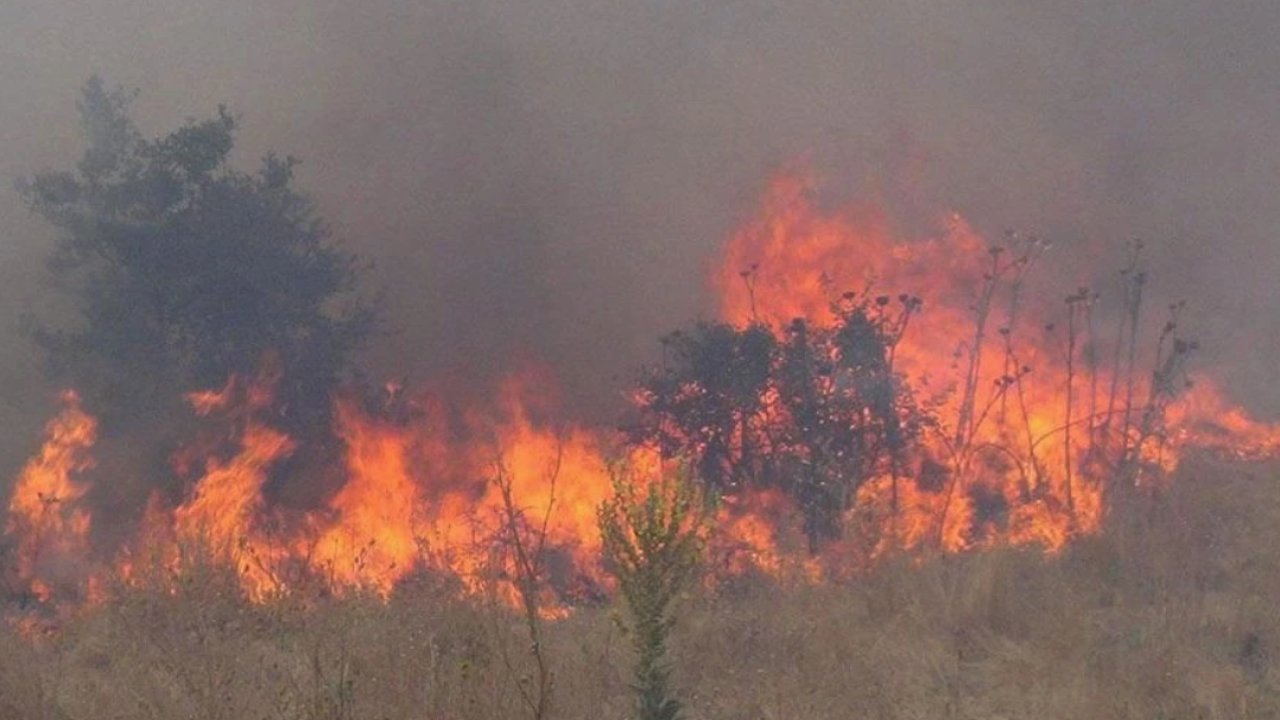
[711, 171, 1279, 563]
[4, 391, 97, 603]
[6, 169, 1280, 621]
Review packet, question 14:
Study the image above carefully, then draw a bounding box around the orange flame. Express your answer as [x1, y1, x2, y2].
[712, 170, 1280, 561]
[7, 169, 1280, 616]
[4, 391, 98, 602]
[310, 395, 431, 595]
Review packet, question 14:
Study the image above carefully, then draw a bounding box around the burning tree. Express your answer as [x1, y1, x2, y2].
[629, 291, 928, 552]
[629, 173, 1234, 564]
[18, 77, 374, 439]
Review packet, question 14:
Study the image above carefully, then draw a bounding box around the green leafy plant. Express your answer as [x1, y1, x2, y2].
[598, 462, 706, 720]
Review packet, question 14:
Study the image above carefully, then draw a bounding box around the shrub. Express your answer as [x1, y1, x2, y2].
[598, 462, 706, 720]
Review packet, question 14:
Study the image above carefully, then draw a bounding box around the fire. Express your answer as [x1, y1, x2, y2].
[715, 173, 987, 346]
[710, 170, 1280, 560]
[1168, 379, 1280, 460]
[6, 168, 1280, 618]
[310, 395, 431, 595]
[115, 368, 618, 605]
[122, 364, 299, 600]
[169, 421, 295, 598]
[304, 374, 619, 603]
[4, 391, 97, 602]
[475, 378, 615, 588]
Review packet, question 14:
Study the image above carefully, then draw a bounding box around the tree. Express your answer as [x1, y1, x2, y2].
[628, 293, 925, 551]
[19, 77, 373, 438]
[629, 322, 776, 496]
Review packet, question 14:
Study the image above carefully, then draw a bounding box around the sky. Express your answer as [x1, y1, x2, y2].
[2, 0, 1280, 476]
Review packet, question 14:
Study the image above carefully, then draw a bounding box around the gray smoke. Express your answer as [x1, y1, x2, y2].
[3, 0, 1280, 479]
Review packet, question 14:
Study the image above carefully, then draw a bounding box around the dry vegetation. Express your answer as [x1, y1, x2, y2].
[1, 453, 1277, 719]
[12, 78, 1274, 720]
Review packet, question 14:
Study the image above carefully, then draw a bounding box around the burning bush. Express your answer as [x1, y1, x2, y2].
[631, 171, 1257, 568]
[628, 292, 927, 552]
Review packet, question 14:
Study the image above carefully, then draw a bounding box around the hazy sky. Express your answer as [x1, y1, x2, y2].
[3, 0, 1280, 475]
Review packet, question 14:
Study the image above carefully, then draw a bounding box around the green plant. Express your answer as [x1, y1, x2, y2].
[598, 463, 705, 720]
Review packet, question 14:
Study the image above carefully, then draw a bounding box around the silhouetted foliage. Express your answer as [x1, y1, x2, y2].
[19, 77, 373, 437]
[633, 322, 776, 496]
[629, 294, 927, 551]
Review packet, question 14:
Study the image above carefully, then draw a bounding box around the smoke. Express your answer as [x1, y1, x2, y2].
[3, 0, 1280, 483]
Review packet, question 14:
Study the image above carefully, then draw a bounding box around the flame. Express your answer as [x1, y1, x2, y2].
[6, 169, 1280, 617]
[120, 369, 618, 605]
[170, 421, 295, 598]
[310, 374, 617, 603]
[1167, 379, 1280, 460]
[475, 377, 614, 589]
[715, 173, 987, 345]
[712, 173, 1108, 554]
[710, 170, 1280, 559]
[310, 395, 431, 595]
[120, 364, 299, 600]
[4, 391, 97, 603]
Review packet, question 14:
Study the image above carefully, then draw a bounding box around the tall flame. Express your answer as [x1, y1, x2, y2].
[6, 169, 1280, 616]
[4, 391, 98, 602]
[710, 171, 1280, 562]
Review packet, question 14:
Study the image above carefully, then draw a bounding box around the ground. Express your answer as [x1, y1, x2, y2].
[3, 453, 1278, 719]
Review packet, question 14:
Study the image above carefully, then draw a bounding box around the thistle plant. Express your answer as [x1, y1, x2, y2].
[598, 463, 705, 720]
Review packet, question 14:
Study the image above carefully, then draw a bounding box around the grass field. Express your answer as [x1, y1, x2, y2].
[4, 454, 1279, 720]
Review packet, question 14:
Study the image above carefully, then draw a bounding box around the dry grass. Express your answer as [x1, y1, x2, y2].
[4, 454, 1280, 719]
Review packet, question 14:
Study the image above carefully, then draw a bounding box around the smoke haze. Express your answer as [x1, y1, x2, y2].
[3, 0, 1280, 478]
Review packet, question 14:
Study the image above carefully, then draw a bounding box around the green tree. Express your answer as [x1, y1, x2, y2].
[598, 463, 705, 720]
[19, 77, 373, 437]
